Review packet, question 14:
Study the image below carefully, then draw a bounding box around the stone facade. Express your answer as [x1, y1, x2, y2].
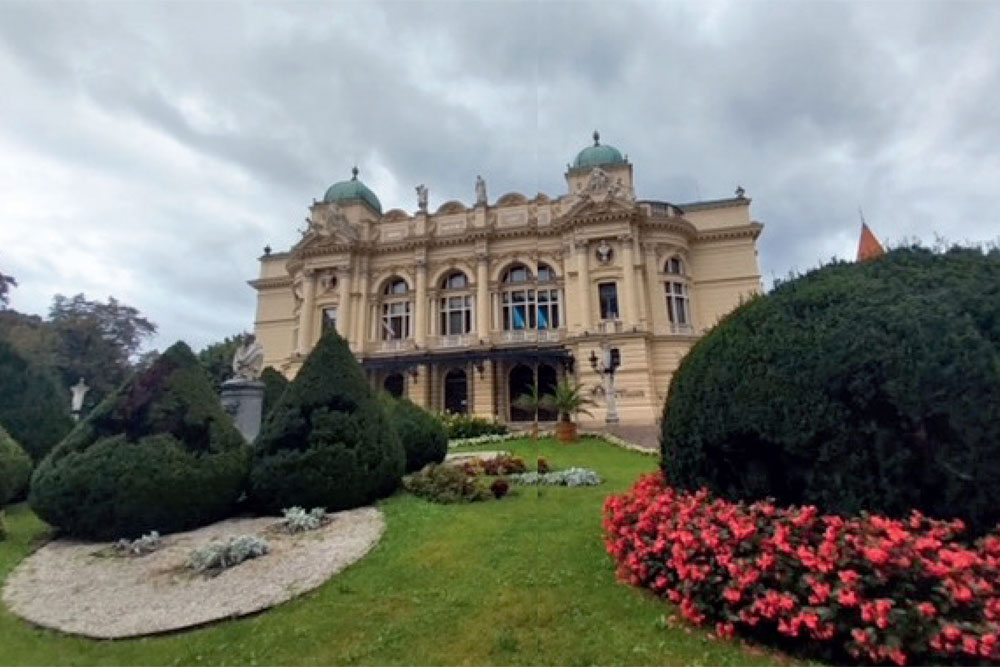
[250, 137, 763, 427]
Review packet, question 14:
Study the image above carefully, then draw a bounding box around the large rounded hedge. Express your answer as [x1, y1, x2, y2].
[661, 246, 1000, 535]
[0, 339, 73, 462]
[381, 394, 448, 472]
[30, 342, 250, 540]
[249, 331, 405, 514]
[0, 424, 31, 505]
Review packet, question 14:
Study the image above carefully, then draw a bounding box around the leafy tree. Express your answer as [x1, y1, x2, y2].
[47, 294, 157, 408]
[197, 333, 248, 391]
[0, 261, 16, 309]
[249, 331, 405, 513]
[30, 341, 250, 539]
[0, 339, 72, 461]
[661, 246, 1000, 535]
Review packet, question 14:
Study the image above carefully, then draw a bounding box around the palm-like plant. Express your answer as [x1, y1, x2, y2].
[541, 378, 595, 442]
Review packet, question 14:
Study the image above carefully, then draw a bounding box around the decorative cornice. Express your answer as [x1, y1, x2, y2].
[695, 222, 764, 242]
[247, 276, 293, 290]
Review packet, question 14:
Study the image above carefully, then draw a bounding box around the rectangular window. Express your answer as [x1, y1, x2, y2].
[598, 282, 619, 320]
[666, 282, 690, 327]
[322, 307, 338, 333]
[382, 302, 411, 340]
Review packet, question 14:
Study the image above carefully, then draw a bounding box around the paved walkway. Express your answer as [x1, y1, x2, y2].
[603, 424, 659, 452]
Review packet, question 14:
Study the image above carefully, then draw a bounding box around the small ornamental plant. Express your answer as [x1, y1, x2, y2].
[188, 534, 269, 574]
[280, 506, 327, 533]
[490, 478, 510, 499]
[604, 473, 1000, 665]
[113, 531, 161, 556]
[403, 464, 491, 504]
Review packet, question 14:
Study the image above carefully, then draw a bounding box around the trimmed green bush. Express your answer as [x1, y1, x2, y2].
[30, 342, 249, 540]
[382, 395, 447, 472]
[260, 366, 288, 418]
[0, 424, 31, 504]
[249, 331, 405, 514]
[661, 246, 1000, 535]
[0, 339, 72, 462]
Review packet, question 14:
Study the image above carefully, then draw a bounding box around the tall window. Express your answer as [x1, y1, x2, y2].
[665, 281, 690, 328]
[500, 263, 561, 331]
[666, 256, 685, 276]
[322, 307, 338, 333]
[598, 282, 619, 320]
[439, 271, 472, 335]
[381, 278, 411, 340]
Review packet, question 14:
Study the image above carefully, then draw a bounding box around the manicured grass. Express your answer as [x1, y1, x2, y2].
[0, 438, 789, 665]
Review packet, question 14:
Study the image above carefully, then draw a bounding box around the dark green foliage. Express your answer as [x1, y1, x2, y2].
[30, 341, 249, 539]
[249, 331, 405, 514]
[381, 395, 447, 472]
[402, 464, 491, 503]
[260, 366, 288, 418]
[0, 424, 31, 504]
[0, 339, 72, 461]
[439, 412, 508, 439]
[197, 333, 246, 391]
[661, 246, 1000, 535]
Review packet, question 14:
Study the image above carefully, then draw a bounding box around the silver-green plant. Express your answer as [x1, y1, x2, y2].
[508, 467, 602, 487]
[187, 534, 269, 573]
[281, 506, 327, 533]
[113, 531, 161, 556]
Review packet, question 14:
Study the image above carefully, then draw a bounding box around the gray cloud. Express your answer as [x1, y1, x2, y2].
[1, 0, 998, 353]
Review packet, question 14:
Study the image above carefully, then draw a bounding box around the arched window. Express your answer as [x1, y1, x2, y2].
[666, 257, 684, 275]
[439, 270, 472, 336]
[381, 277, 411, 340]
[384, 373, 405, 398]
[500, 263, 561, 331]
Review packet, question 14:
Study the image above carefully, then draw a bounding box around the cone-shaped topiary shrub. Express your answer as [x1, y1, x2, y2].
[0, 339, 73, 462]
[260, 366, 288, 418]
[0, 423, 32, 505]
[380, 394, 448, 472]
[661, 246, 1000, 535]
[30, 341, 249, 540]
[249, 331, 405, 513]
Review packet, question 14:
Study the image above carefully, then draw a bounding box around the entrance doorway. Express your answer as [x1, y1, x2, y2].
[537, 363, 558, 421]
[383, 373, 405, 398]
[508, 364, 534, 422]
[444, 368, 468, 414]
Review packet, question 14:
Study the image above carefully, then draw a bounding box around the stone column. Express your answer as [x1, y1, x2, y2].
[620, 234, 638, 328]
[409, 364, 430, 409]
[354, 260, 369, 351]
[476, 253, 490, 342]
[414, 259, 427, 346]
[338, 263, 353, 344]
[643, 242, 667, 333]
[576, 240, 592, 332]
[297, 269, 317, 355]
[472, 360, 494, 418]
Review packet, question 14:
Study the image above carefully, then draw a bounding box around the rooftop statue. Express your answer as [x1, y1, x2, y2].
[232, 334, 265, 382]
[475, 175, 487, 206]
[416, 184, 428, 212]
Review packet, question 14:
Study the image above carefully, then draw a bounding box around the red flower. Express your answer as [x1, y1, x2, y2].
[838, 588, 860, 607]
[917, 602, 936, 618]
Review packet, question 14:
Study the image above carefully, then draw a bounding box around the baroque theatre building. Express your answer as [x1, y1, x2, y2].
[250, 134, 763, 426]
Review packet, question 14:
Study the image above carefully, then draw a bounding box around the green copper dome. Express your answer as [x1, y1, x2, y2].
[323, 167, 382, 214]
[573, 131, 625, 169]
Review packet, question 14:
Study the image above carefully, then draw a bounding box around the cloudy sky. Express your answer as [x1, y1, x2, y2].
[1, 1, 998, 352]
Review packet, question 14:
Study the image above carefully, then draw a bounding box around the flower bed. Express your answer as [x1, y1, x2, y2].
[604, 473, 1000, 665]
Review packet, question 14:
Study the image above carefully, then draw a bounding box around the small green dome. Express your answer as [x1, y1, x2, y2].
[323, 167, 382, 214]
[573, 131, 625, 169]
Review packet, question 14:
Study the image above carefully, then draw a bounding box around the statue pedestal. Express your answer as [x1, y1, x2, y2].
[220, 379, 265, 443]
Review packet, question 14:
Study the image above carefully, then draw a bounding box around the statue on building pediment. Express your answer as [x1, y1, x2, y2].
[585, 167, 612, 195]
[310, 203, 359, 241]
[475, 175, 487, 206]
[416, 184, 428, 212]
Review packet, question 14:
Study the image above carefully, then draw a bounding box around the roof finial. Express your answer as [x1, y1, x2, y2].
[593, 130, 600, 146]
[351, 165, 359, 180]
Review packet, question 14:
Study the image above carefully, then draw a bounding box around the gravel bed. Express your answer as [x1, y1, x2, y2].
[2, 506, 384, 639]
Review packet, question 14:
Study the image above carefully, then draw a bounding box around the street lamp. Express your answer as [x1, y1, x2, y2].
[589, 344, 620, 424]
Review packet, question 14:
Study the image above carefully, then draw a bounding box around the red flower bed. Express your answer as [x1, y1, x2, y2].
[604, 473, 1000, 665]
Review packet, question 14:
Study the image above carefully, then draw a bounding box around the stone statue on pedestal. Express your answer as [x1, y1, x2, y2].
[70, 377, 90, 422]
[232, 334, 265, 381]
[415, 184, 428, 212]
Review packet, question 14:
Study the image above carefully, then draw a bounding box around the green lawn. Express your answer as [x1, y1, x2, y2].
[0, 437, 786, 665]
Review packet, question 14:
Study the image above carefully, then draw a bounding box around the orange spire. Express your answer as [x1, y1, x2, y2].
[857, 223, 885, 262]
